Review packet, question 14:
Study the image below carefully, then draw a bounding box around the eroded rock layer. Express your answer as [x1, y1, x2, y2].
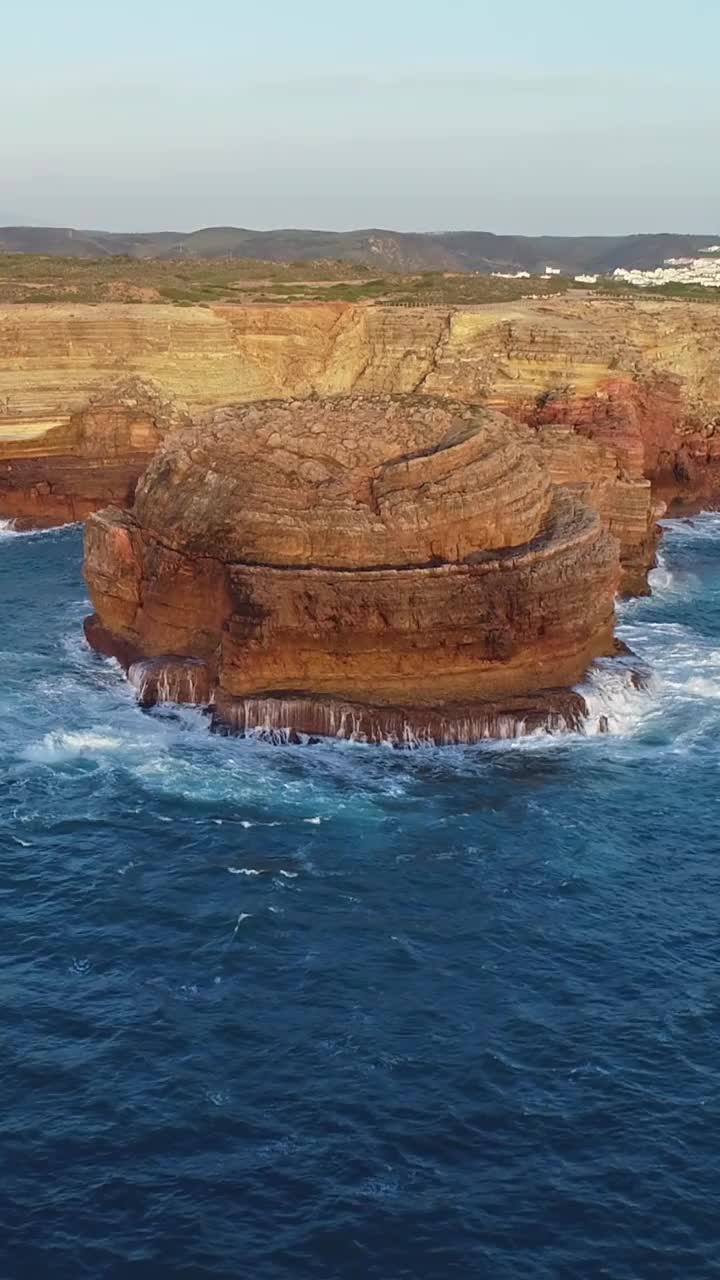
[528, 424, 662, 596]
[3, 297, 718, 585]
[0, 377, 187, 526]
[84, 396, 619, 743]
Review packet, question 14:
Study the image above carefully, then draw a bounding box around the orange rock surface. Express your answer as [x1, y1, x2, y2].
[2, 296, 718, 585]
[84, 396, 619, 743]
[528, 424, 662, 595]
[0, 377, 187, 527]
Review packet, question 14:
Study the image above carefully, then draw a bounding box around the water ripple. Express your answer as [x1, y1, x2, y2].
[1, 521, 720, 1278]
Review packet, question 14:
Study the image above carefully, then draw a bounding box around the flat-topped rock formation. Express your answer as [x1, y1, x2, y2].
[83, 396, 620, 744]
[2, 297, 719, 584]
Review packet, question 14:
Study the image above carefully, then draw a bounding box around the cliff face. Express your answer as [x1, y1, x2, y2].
[2, 297, 719, 573]
[83, 396, 619, 744]
[3, 297, 718, 436]
[0, 375, 187, 526]
[527, 425, 660, 596]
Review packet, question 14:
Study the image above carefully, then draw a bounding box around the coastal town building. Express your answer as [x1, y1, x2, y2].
[613, 254, 720, 288]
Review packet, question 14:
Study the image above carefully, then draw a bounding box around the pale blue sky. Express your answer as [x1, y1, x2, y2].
[3, 0, 719, 233]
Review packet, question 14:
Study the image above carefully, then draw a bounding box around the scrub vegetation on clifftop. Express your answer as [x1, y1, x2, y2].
[1, 253, 718, 307]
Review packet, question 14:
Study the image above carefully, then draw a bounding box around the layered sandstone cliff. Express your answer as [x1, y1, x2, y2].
[83, 396, 619, 744]
[2, 296, 718, 584]
[0, 376, 187, 526]
[528, 425, 661, 596]
[2, 298, 718, 457]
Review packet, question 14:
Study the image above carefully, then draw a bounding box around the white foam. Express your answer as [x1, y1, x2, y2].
[683, 675, 720, 698]
[662, 512, 720, 543]
[644, 553, 700, 604]
[647, 559, 677, 597]
[231, 913, 252, 937]
[572, 514, 720, 739]
[227, 867, 265, 876]
[0, 518, 79, 540]
[24, 729, 124, 762]
[579, 662, 658, 736]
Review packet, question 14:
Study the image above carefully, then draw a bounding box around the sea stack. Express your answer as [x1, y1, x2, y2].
[83, 395, 620, 744]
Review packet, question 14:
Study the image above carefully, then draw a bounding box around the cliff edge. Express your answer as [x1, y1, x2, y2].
[2, 297, 718, 588]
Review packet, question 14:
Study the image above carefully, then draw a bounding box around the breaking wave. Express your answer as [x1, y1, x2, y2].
[578, 659, 657, 736]
[23, 729, 125, 762]
[0, 518, 79, 540]
[3, 517, 720, 1277]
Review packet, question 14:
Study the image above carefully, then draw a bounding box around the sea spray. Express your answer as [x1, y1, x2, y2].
[3, 520, 720, 1276]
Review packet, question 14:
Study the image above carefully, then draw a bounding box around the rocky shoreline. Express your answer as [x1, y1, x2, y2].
[1, 296, 718, 743]
[3, 294, 719, 578]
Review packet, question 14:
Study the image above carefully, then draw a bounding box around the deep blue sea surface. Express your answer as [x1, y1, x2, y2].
[2, 517, 720, 1279]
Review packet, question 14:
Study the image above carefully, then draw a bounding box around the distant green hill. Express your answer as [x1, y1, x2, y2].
[1, 225, 718, 274]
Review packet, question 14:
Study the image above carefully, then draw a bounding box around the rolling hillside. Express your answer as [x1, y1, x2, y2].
[1, 225, 718, 273]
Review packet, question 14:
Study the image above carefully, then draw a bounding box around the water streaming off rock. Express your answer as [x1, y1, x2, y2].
[2, 519, 720, 1279]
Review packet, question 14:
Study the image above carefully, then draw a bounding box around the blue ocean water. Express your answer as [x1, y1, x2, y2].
[1, 517, 720, 1280]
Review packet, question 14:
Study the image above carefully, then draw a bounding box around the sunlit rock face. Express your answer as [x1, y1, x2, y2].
[83, 395, 619, 744]
[3, 297, 720, 582]
[528, 424, 663, 596]
[0, 377, 187, 527]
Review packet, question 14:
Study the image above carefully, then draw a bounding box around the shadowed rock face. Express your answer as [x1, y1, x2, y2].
[84, 395, 620, 743]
